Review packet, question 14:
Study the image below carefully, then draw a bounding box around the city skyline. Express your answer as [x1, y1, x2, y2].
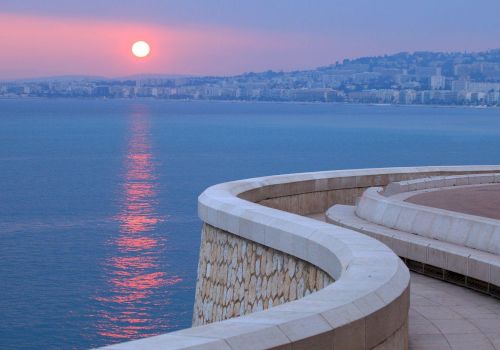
[3, 49, 500, 107]
[2, 0, 500, 79]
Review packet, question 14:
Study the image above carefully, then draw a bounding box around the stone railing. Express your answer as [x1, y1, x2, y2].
[327, 169, 500, 299]
[356, 174, 500, 254]
[99, 166, 500, 350]
[383, 173, 500, 197]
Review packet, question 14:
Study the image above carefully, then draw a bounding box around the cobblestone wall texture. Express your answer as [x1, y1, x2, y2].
[192, 223, 333, 326]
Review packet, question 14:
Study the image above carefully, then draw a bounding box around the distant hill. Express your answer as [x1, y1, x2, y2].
[3, 73, 191, 83]
[5, 75, 108, 83]
[3, 49, 500, 83]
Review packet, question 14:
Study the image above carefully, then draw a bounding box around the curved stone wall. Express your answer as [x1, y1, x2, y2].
[383, 173, 500, 197]
[327, 172, 500, 298]
[356, 174, 500, 254]
[98, 166, 500, 350]
[192, 224, 333, 326]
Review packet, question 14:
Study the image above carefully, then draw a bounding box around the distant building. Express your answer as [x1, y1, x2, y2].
[1, 49, 498, 106]
[347, 89, 398, 104]
[352, 72, 381, 83]
[290, 88, 337, 102]
[452, 80, 468, 92]
[468, 82, 500, 93]
[399, 90, 416, 104]
[415, 67, 441, 78]
[486, 91, 500, 105]
[93, 86, 110, 97]
[430, 75, 446, 90]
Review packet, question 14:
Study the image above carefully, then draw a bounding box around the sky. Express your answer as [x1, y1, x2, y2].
[1, 0, 500, 79]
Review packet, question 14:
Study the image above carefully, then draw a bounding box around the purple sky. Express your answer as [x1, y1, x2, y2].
[1, 0, 500, 79]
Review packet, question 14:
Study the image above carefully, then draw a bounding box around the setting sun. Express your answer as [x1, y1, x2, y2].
[131, 41, 150, 58]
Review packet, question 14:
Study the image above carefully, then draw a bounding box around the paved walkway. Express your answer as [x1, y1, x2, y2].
[307, 212, 500, 349]
[406, 184, 500, 220]
[410, 272, 500, 350]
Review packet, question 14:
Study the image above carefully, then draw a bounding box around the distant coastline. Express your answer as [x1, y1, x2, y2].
[1, 95, 498, 109]
[2, 49, 500, 107]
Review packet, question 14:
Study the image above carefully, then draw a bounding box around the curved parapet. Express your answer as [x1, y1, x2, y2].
[327, 170, 500, 298]
[356, 174, 500, 254]
[99, 166, 500, 350]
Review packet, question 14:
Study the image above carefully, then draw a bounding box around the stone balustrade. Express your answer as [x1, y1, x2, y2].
[98, 166, 500, 350]
[383, 173, 500, 197]
[356, 174, 500, 254]
[327, 170, 500, 298]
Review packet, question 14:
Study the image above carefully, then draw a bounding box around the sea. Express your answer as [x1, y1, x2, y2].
[1, 99, 500, 349]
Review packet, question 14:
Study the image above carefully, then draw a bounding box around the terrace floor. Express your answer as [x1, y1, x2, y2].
[405, 183, 500, 220]
[307, 212, 500, 350]
[409, 272, 500, 350]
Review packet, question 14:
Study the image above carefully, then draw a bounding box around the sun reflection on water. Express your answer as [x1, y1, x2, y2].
[95, 106, 182, 342]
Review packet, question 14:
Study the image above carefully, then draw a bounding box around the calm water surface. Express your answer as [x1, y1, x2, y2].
[1, 100, 500, 349]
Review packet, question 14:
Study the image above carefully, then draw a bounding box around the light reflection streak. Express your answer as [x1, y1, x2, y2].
[95, 105, 182, 342]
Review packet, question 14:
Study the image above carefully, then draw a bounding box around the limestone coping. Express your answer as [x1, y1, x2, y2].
[99, 166, 500, 350]
[383, 173, 500, 197]
[356, 174, 500, 255]
[326, 204, 500, 290]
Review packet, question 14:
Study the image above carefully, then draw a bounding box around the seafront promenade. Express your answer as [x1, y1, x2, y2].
[98, 166, 500, 350]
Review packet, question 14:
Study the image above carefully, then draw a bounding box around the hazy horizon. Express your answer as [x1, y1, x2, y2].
[4, 48, 500, 82]
[1, 1, 500, 79]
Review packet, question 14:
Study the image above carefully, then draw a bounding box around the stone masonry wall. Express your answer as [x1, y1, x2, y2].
[192, 223, 333, 326]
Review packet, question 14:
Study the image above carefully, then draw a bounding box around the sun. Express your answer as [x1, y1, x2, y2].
[131, 41, 151, 58]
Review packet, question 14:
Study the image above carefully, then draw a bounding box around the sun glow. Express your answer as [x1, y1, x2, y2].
[131, 41, 151, 58]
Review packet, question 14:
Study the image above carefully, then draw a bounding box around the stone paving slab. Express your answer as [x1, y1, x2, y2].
[410, 272, 500, 350]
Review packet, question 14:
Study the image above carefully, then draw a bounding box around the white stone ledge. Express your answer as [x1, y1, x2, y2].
[383, 173, 500, 196]
[98, 166, 500, 350]
[236, 166, 500, 202]
[327, 205, 500, 289]
[356, 174, 500, 255]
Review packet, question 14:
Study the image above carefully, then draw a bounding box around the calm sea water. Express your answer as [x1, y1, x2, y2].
[1, 99, 500, 349]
